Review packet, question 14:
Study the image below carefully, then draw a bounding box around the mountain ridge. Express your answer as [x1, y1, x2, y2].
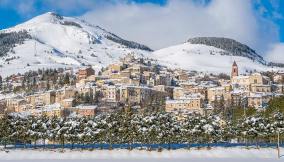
[186, 37, 284, 68]
[187, 37, 265, 64]
[0, 12, 152, 77]
[152, 38, 283, 74]
[0, 12, 283, 77]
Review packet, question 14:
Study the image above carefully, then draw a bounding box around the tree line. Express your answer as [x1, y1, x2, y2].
[0, 109, 283, 150]
[0, 30, 31, 57]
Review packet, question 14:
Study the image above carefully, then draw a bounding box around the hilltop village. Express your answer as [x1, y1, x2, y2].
[0, 53, 283, 118]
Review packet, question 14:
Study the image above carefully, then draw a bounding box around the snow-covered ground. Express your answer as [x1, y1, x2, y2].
[0, 147, 283, 161]
[152, 42, 283, 74]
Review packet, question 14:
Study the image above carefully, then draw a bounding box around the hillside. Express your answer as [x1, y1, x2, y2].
[0, 12, 152, 77]
[152, 37, 283, 74]
[187, 37, 265, 64]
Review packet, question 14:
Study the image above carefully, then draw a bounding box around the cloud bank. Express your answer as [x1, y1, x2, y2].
[82, 0, 280, 55]
[266, 43, 284, 63]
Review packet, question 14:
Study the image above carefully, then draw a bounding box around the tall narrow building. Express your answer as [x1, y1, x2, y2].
[231, 61, 238, 78]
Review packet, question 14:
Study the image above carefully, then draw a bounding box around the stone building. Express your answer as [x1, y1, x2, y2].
[120, 85, 166, 108]
[247, 93, 272, 109]
[165, 97, 203, 114]
[73, 105, 97, 117]
[6, 96, 27, 112]
[102, 85, 119, 102]
[250, 84, 271, 93]
[77, 66, 95, 80]
[207, 86, 231, 104]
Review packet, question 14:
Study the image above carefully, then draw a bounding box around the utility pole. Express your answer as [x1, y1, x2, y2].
[34, 40, 37, 57]
[242, 94, 246, 118]
[243, 102, 246, 118]
[278, 131, 280, 159]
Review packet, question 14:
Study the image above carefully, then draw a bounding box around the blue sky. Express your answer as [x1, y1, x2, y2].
[0, 0, 283, 60]
[1, 0, 283, 42]
[0, 0, 168, 29]
[0, 0, 283, 41]
[254, 0, 284, 42]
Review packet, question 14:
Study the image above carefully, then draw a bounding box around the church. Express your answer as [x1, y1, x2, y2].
[230, 61, 268, 90]
[230, 61, 273, 109]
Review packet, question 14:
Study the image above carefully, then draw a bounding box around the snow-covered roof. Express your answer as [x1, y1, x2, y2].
[63, 98, 74, 102]
[248, 92, 273, 98]
[233, 75, 250, 79]
[75, 105, 97, 110]
[208, 86, 225, 91]
[166, 97, 200, 104]
[34, 103, 62, 112]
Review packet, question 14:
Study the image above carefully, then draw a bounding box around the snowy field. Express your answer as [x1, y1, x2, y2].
[0, 147, 284, 162]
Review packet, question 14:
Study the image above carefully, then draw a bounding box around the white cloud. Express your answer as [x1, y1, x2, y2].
[0, 0, 102, 16]
[265, 43, 284, 63]
[17, 0, 36, 15]
[82, 0, 279, 53]
[42, 0, 97, 14]
[0, 0, 36, 15]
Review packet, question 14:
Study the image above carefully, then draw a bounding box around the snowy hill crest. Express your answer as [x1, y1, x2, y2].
[187, 37, 265, 64]
[152, 37, 283, 74]
[0, 12, 152, 77]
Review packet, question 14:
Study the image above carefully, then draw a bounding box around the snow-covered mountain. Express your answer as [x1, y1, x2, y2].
[0, 12, 283, 77]
[152, 37, 283, 74]
[0, 12, 152, 77]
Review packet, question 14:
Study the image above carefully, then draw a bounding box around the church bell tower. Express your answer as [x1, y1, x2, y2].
[231, 61, 238, 78]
